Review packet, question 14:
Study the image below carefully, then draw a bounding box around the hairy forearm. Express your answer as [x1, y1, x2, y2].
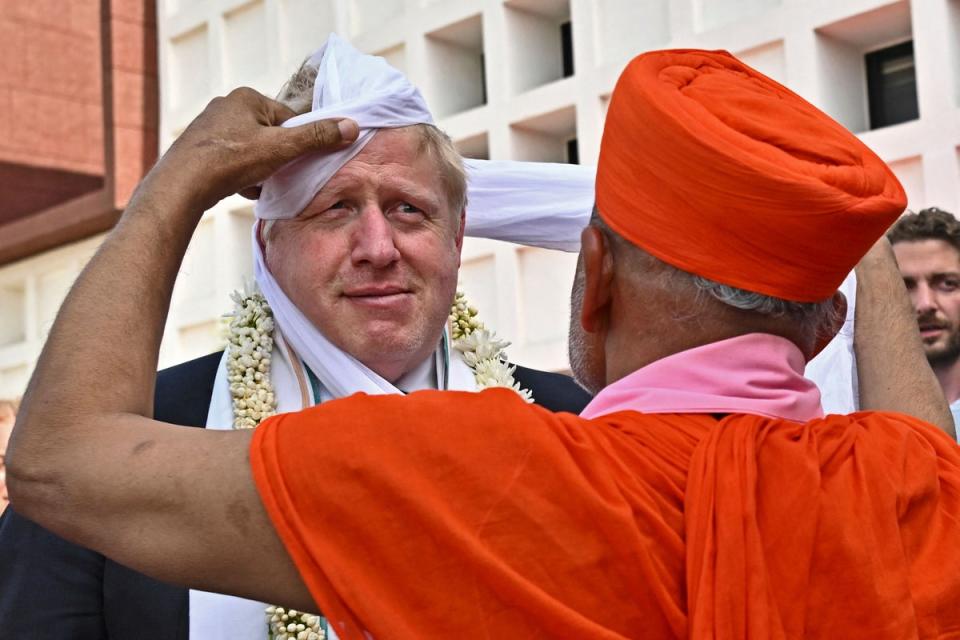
[854, 239, 955, 437]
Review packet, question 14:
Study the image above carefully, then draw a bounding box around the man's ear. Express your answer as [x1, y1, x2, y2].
[256, 219, 268, 252]
[580, 226, 615, 333]
[455, 209, 466, 253]
[811, 290, 848, 359]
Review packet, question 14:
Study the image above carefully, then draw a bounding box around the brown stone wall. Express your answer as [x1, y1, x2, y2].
[0, 1, 104, 175]
[0, 0, 159, 266]
[106, 0, 158, 209]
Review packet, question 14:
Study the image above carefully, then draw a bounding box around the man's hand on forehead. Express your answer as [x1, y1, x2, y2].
[152, 87, 359, 211]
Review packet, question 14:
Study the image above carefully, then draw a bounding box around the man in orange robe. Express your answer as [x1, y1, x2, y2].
[7, 51, 960, 639]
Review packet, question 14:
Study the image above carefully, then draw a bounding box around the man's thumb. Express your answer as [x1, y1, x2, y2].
[287, 118, 359, 154]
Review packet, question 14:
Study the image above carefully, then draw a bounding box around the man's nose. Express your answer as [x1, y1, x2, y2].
[350, 206, 401, 268]
[913, 283, 939, 315]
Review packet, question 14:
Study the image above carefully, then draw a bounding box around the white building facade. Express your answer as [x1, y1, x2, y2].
[1, 0, 959, 397]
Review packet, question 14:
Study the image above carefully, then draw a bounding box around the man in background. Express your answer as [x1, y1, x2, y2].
[889, 207, 960, 430]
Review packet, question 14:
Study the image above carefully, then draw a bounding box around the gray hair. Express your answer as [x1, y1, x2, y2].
[690, 275, 840, 340]
[276, 61, 318, 114]
[274, 57, 468, 217]
[591, 211, 840, 339]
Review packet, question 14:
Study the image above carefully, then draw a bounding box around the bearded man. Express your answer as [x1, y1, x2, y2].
[0, 36, 591, 640]
[8, 49, 960, 639]
[888, 207, 960, 431]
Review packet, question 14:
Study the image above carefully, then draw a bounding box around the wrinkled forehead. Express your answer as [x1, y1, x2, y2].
[310, 127, 448, 206]
[893, 239, 960, 276]
[326, 129, 423, 181]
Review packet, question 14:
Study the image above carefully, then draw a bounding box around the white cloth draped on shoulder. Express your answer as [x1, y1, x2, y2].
[804, 272, 859, 414]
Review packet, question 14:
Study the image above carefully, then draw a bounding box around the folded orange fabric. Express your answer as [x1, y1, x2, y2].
[596, 49, 907, 302]
[251, 389, 960, 639]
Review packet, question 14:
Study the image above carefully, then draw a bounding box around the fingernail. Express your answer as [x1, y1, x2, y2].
[338, 119, 359, 142]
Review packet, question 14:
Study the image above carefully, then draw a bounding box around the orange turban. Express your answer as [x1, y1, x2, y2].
[596, 49, 906, 302]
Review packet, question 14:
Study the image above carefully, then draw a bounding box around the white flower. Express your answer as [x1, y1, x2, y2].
[453, 329, 510, 362]
[227, 286, 279, 431]
[266, 606, 324, 640]
[471, 358, 533, 402]
[448, 290, 485, 340]
[449, 292, 533, 403]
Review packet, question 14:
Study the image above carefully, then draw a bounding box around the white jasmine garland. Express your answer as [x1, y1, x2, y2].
[265, 606, 324, 640]
[449, 291, 533, 403]
[226, 286, 531, 639]
[226, 286, 278, 430]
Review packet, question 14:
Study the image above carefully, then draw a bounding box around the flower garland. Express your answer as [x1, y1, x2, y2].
[265, 606, 323, 640]
[225, 286, 530, 639]
[448, 291, 533, 402]
[226, 287, 277, 430]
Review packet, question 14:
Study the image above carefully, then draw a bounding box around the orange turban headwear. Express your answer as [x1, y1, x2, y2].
[596, 49, 906, 302]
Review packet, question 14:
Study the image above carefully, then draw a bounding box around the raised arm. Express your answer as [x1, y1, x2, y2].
[5, 88, 356, 610]
[854, 237, 955, 437]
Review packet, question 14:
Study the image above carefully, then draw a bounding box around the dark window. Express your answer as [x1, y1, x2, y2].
[480, 53, 487, 105]
[561, 21, 574, 78]
[865, 41, 919, 129]
[566, 137, 579, 164]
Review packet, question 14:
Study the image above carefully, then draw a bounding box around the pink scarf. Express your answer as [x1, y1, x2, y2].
[581, 333, 823, 422]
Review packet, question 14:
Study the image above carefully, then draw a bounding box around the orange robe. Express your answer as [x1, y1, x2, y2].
[250, 388, 960, 639]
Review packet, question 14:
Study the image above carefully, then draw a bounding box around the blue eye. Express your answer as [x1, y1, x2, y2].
[398, 202, 422, 214]
[392, 202, 426, 221]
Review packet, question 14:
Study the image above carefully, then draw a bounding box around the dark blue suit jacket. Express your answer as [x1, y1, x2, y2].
[0, 352, 591, 639]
